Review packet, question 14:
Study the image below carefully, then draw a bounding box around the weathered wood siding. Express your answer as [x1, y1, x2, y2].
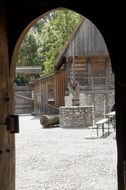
[63, 17, 114, 92]
[14, 86, 32, 114]
[30, 69, 66, 115]
[0, 11, 15, 190]
[65, 18, 109, 56]
[66, 55, 114, 87]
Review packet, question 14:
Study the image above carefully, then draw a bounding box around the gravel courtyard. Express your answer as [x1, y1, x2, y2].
[16, 115, 117, 190]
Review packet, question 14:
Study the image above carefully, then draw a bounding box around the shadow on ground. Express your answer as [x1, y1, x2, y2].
[85, 131, 112, 140]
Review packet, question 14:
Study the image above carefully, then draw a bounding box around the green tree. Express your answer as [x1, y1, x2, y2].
[17, 30, 43, 66]
[17, 9, 81, 75]
[39, 10, 81, 75]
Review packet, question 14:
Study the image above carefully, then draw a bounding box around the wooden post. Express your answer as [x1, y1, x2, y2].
[103, 99, 106, 118]
[72, 38, 75, 81]
[91, 77, 95, 107]
[68, 37, 80, 106]
[0, 10, 15, 190]
[92, 106, 95, 127]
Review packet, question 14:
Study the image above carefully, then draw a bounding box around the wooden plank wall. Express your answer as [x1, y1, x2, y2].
[67, 56, 88, 85]
[0, 11, 15, 190]
[15, 86, 32, 114]
[30, 69, 66, 115]
[65, 18, 109, 57]
[66, 55, 113, 87]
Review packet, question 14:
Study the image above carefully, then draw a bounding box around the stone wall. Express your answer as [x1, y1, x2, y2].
[65, 89, 115, 121]
[59, 106, 94, 128]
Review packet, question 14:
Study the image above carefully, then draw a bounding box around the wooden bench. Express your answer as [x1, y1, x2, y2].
[95, 118, 109, 136]
[106, 111, 116, 131]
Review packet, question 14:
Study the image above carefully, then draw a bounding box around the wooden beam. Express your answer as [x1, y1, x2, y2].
[15, 93, 33, 101]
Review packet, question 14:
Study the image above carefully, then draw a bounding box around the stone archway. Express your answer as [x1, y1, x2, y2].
[0, 1, 125, 190]
[11, 7, 116, 190]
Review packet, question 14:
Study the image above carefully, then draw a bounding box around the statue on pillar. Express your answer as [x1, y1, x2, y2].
[68, 79, 80, 106]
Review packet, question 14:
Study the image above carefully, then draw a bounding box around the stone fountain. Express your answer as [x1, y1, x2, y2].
[59, 79, 94, 128]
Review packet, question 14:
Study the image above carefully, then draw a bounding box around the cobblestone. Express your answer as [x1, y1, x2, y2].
[16, 115, 117, 190]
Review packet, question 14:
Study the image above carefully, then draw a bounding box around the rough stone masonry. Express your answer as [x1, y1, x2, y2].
[59, 106, 94, 128]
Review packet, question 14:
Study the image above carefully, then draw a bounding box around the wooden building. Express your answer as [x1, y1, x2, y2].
[14, 66, 41, 114]
[30, 18, 114, 118]
[30, 69, 66, 115]
[54, 18, 114, 119]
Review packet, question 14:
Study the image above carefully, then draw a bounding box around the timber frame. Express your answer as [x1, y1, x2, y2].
[0, 1, 126, 190]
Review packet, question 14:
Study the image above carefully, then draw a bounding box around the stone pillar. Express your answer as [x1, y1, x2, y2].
[72, 98, 80, 106]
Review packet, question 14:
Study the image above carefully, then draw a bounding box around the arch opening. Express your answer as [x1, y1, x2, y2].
[10, 7, 117, 190]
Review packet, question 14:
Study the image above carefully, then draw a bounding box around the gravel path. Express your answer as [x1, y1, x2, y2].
[16, 115, 117, 190]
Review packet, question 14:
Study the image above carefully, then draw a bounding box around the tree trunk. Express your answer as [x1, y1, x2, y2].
[40, 115, 59, 127]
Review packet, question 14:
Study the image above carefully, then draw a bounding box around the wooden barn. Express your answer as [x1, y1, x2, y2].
[30, 17, 114, 118]
[30, 69, 66, 115]
[54, 17, 114, 119]
[14, 66, 41, 114]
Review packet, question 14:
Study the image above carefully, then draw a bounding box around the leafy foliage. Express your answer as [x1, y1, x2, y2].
[17, 33, 39, 66]
[17, 9, 81, 76]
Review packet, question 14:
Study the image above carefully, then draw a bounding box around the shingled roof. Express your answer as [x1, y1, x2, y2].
[16, 66, 41, 74]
